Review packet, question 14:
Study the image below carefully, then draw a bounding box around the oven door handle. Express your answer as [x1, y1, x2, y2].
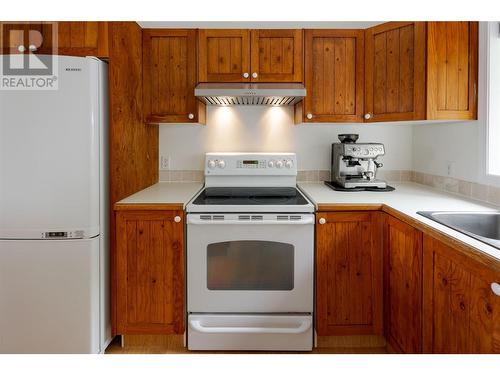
[187, 217, 315, 225]
[189, 319, 312, 334]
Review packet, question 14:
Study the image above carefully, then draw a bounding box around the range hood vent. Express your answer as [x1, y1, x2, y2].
[195, 83, 306, 106]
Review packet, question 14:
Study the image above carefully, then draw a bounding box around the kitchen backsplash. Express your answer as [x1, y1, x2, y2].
[159, 169, 500, 207]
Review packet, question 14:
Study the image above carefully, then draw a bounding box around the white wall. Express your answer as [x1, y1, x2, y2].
[412, 120, 480, 181]
[159, 106, 413, 171]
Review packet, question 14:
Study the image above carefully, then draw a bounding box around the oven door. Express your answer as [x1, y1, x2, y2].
[187, 213, 314, 313]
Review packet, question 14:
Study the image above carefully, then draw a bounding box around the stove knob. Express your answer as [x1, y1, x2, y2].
[217, 160, 226, 169]
[208, 160, 216, 169]
[268, 160, 275, 168]
[285, 160, 293, 169]
[276, 160, 283, 169]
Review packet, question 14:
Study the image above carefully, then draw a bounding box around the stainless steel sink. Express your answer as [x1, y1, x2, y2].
[417, 211, 500, 250]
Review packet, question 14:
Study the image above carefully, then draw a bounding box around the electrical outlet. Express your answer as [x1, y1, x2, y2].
[160, 155, 171, 170]
[446, 161, 456, 176]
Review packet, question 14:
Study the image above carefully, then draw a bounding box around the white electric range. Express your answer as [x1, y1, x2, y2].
[186, 153, 314, 351]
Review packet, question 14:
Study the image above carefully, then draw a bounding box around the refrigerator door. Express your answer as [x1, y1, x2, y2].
[0, 237, 100, 353]
[0, 56, 101, 239]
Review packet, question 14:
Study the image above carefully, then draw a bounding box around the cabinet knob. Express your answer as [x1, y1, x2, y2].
[28, 44, 37, 52]
[174, 216, 181, 223]
[188, 113, 194, 120]
[319, 218, 326, 225]
[252, 72, 258, 78]
[364, 113, 372, 120]
[243, 72, 249, 78]
[17, 45, 26, 52]
[491, 282, 500, 296]
[306, 113, 313, 120]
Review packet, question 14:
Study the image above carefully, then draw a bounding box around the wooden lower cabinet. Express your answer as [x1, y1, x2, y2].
[316, 212, 383, 335]
[115, 209, 184, 334]
[423, 235, 500, 353]
[384, 215, 423, 353]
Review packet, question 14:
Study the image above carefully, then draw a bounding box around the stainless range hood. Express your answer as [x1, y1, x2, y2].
[194, 83, 306, 106]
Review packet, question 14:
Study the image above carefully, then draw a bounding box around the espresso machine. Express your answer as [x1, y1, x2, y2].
[330, 134, 388, 189]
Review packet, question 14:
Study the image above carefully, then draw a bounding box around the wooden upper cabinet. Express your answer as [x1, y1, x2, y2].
[427, 22, 478, 120]
[423, 235, 500, 353]
[301, 29, 364, 123]
[1, 22, 54, 54]
[198, 29, 251, 82]
[198, 29, 302, 83]
[57, 22, 109, 58]
[1, 22, 108, 57]
[250, 29, 303, 82]
[316, 212, 383, 335]
[385, 215, 423, 353]
[115, 209, 185, 334]
[143, 29, 204, 124]
[364, 22, 426, 122]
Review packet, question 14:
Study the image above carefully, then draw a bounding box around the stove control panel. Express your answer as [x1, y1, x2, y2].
[205, 153, 297, 176]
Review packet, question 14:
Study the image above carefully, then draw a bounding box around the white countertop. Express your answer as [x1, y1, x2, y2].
[116, 182, 204, 207]
[298, 182, 500, 262]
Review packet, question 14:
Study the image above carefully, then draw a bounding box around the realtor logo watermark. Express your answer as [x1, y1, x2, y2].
[0, 22, 58, 90]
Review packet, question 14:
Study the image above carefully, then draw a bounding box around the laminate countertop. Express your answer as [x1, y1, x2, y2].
[298, 182, 500, 262]
[115, 182, 203, 209]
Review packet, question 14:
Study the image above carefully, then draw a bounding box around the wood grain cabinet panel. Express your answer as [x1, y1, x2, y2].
[1, 21, 108, 56]
[143, 29, 204, 124]
[57, 22, 108, 57]
[198, 29, 251, 82]
[423, 235, 500, 353]
[384, 215, 423, 353]
[115, 210, 184, 334]
[316, 212, 383, 335]
[427, 22, 478, 120]
[250, 29, 303, 82]
[364, 22, 426, 122]
[301, 30, 364, 123]
[1, 22, 55, 54]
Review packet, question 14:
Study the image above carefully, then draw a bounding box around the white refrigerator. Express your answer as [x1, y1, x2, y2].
[0, 56, 111, 353]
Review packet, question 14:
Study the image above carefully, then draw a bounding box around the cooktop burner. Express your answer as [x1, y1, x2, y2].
[192, 187, 310, 206]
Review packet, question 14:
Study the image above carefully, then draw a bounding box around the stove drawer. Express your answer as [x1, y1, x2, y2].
[187, 314, 313, 351]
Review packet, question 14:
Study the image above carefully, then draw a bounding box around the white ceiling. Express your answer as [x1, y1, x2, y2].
[137, 21, 384, 29]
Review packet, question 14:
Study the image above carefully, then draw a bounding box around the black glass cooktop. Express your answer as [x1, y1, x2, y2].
[192, 187, 310, 206]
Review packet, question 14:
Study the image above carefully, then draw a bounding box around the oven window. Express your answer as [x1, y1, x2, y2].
[207, 240, 294, 290]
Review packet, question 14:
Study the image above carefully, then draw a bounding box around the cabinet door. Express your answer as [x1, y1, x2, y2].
[143, 29, 203, 124]
[302, 29, 364, 123]
[115, 210, 184, 334]
[250, 29, 303, 82]
[385, 215, 423, 353]
[316, 212, 383, 335]
[198, 29, 251, 82]
[1, 22, 108, 56]
[57, 22, 108, 57]
[423, 235, 500, 353]
[364, 22, 426, 122]
[1, 22, 54, 54]
[427, 22, 478, 120]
